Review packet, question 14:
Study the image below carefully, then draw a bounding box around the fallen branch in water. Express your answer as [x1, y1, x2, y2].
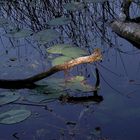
[111, 21, 140, 46]
[0, 48, 102, 88]
[111, 0, 140, 46]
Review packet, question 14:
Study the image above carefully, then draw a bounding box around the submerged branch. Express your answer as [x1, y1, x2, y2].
[59, 95, 103, 104]
[0, 48, 102, 88]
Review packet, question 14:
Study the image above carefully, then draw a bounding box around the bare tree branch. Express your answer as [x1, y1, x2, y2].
[0, 48, 102, 88]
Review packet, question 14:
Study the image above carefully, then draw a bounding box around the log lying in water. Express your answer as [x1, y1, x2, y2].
[111, 20, 140, 46]
[0, 48, 102, 89]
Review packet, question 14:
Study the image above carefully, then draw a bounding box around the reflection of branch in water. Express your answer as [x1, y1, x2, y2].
[95, 67, 100, 88]
[59, 95, 103, 104]
[1, 0, 116, 50]
[59, 68, 103, 104]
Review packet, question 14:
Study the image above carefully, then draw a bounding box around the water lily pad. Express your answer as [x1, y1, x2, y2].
[26, 91, 65, 103]
[40, 78, 64, 86]
[37, 76, 93, 95]
[61, 47, 88, 58]
[52, 56, 72, 66]
[26, 82, 66, 103]
[47, 44, 74, 54]
[33, 29, 60, 44]
[26, 93, 56, 103]
[0, 92, 20, 106]
[0, 109, 31, 124]
[47, 17, 71, 26]
[64, 2, 85, 11]
[62, 76, 93, 92]
[5, 29, 33, 38]
[47, 44, 88, 58]
[68, 76, 85, 82]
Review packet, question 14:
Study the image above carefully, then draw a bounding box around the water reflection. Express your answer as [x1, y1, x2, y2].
[0, 0, 140, 140]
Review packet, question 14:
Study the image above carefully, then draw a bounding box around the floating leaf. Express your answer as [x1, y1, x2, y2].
[52, 56, 72, 66]
[26, 78, 67, 103]
[26, 93, 54, 103]
[47, 17, 71, 26]
[40, 78, 64, 86]
[65, 82, 93, 92]
[64, 2, 85, 11]
[5, 29, 33, 38]
[0, 92, 20, 106]
[26, 84, 66, 103]
[62, 76, 93, 92]
[0, 109, 31, 124]
[68, 76, 85, 82]
[26, 92, 63, 103]
[47, 44, 73, 54]
[37, 76, 93, 95]
[33, 29, 60, 44]
[61, 47, 88, 58]
[47, 44, 88, 58]
[37, 78, 65, 93]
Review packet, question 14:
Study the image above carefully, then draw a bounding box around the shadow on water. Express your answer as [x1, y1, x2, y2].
[0, 0, 140, 140]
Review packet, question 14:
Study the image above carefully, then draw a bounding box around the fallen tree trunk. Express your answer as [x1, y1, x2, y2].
[0, 48, 102, 88]
[111, 21, 140, 46]
[111, 0, 140, 46]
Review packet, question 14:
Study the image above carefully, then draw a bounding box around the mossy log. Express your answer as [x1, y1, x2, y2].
[0, 48, 102, 89]
[111, 21, 140, 46]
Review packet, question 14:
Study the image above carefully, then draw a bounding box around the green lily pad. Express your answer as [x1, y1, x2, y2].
[0, 109, 31, 124]
[26, 93, 56, 103]
[5, 29, 33, 38]
[47, 44, 74, 54]
[64, 2, 85, 11]
[61, 47, 88, 58]
[47, 17, 71, 26]
[68, 76, 85, 82]
[36, 76, 93, 95]
[47, 44, 88, 58]
[39, 78, 64, 86]
[26, 91, 65, 103]
[52, 56, 72, 66]
[33, 29, 60, 44]
[0, 92, 20, 106]
[26, 83, 66, 103]
[62, 76, 93, 92]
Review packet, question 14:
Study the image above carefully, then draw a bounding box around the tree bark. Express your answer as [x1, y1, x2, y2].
[0, 48, 102, 88]
[111, 21, 140, 46]
[111, 0, 140, 46]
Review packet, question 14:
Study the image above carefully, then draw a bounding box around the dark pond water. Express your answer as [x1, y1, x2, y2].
[0, 1, 140, 140]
